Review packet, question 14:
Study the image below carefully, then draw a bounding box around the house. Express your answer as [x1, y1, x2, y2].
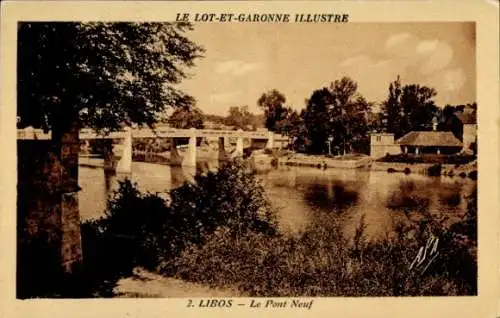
[396, 131, 462, 155]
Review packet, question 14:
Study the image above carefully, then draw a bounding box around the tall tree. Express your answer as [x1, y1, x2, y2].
[400, 84, 439, 132]
[328, 77, 371, 154]
[379, 76, 439, 138]
[301, 77, 371, 155]
[380, 76, 403, 135]
[17, 22, 203, 296]
[302, 88, 333, 154]
[257, 89, 289, 132]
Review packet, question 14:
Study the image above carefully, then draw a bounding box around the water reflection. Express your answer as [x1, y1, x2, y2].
[78, 160, 476, 243]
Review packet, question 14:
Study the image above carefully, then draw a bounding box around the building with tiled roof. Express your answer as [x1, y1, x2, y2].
[396, 131, 462, 155]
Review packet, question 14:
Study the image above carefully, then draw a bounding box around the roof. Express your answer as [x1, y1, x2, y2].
[396, 131, 462, 147]
[454, 108, 477, 124]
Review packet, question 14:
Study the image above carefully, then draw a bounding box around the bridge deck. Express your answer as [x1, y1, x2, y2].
[17, 127, 288, 141]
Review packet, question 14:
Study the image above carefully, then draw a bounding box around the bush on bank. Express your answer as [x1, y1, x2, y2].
[80, 159, 278, 294]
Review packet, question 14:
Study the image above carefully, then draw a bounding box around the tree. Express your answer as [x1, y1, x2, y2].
[380, 76, 403, 135]
[168, 106, 205, 129]
[400, 84, 439, 133]
[302, 77, 371, 155]
[438, 104, 479, 141]
[18, 22, 204, 132]
[379, 76, 439, 138]
[302, 88, 333, 154]
[274, 108, 308, 151]
[224, 106, 253, 130]
[17, 22, 204, 297]
[328, 77, 371, 154]
[18, 22, 204, 186]
[257, 89, 289, 132]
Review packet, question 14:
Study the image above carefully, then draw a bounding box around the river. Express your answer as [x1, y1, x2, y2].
[78, 159, 476, 241]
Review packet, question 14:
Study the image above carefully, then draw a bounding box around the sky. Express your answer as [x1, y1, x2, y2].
[177, 22, 476, 116]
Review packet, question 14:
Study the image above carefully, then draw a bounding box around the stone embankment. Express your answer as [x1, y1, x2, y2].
[252, 152, 373, 169]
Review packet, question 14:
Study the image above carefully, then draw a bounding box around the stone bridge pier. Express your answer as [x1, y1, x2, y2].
[116, 127, 132, 173]
[102, 127, 133, 174]
[218, 136, 230, 162]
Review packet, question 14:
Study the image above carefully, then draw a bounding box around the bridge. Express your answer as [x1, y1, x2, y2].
[17, 125, 288, 173]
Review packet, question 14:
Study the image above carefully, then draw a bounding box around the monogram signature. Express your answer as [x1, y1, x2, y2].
[409, 235, 439, 275]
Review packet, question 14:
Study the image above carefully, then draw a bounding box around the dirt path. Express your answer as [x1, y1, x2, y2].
[114, 268, 240, 298]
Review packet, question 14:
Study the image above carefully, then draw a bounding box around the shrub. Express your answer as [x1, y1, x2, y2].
[387, 168, 396, 173]
[404, 167, 411, 175]
[81, 159, 279, 293]
[166, 204, 478, 296]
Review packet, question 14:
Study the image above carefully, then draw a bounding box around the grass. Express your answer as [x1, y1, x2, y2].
[162, 202, 477, 296]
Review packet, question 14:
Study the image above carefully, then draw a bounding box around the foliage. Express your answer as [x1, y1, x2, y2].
[302, 88, 332, 154]
[203, 113, 227, 125]
[132, 138, 171, 153]
[167, 106, 205, 129]
[439, 105, 464, 140]
[438, 103, 477, 141]
[378, 76, 440, 138]
[223, 106, 255, 130]
[80, 159, 278, 294]
[275, 109, 308, 150]
[167, 190, 477, 296]
[258, 89, 289, 132]
[17, 22, 204, 132]
[302, 77, 372, 155]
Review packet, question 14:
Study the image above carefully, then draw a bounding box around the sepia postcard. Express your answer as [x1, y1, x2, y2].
[0, 1, 499, 318]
